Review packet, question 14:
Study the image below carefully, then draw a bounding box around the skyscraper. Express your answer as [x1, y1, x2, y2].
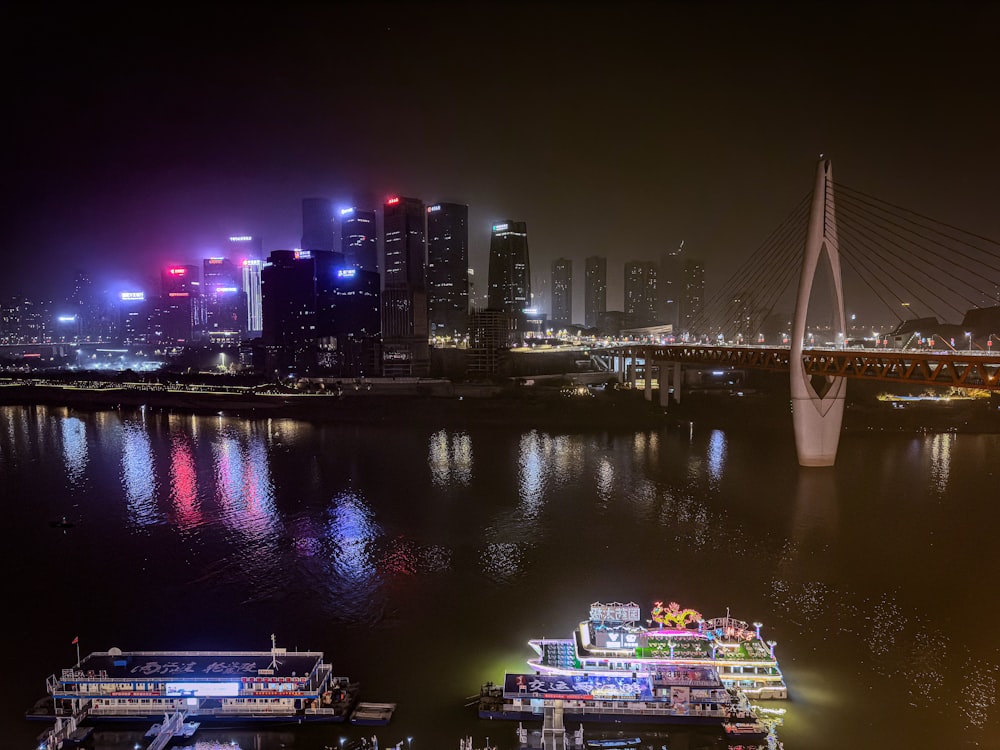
[682, 257, 705, 336]
[624, 260, 658, 328]
[241, 259, 264, 336]
[158, 264, 201, 342]
[584, 255, 607, 330]
[301, 198, 335, 252]
[340, 207, 378, 273]
[487, 221, 531, 316]
[550, 257, 573, 328]
[381, 196, 428, 376]
[659, 241, 683, 330]
[426, 202, 469, 338]
[203, 257, 245, 342]
[261, 250, 317, 349]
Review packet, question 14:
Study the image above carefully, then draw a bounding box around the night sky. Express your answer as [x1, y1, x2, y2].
[4, 1, 999, 320]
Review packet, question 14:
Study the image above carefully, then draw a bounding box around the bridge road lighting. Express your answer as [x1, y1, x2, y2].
[967, 331, 972, 351]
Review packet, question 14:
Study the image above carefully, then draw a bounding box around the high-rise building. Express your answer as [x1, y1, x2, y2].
[550, 258, 573, 328]
[301, 198, 335, 252]
[223, 236, 264, 340]
[624, 260, 658, 328]
[682, 257, 705, 336]
[487, 221, 531, 316]
[203, 257, 245, 342]
[584, 256, 607, 330]
[158, 264, 201, 342]
[659, 241, 683, 330]
[241, 260, 264, 336]
[381, 196, 429, 376]
[426, 202, 469, 338]
[340, 207, 378, 273]
[261, 250, 317, 349]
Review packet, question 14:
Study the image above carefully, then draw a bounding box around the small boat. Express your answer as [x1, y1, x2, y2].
[722, 721, 768, 743]
[586, 739, 642, 748]
[350, 701, 396, 725]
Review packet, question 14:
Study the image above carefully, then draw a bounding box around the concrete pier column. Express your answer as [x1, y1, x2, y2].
[790, 158, 846, 466]
[658, 361, 670, 407]
[629, 352, 638, 389]
[672, 363, 682, 404]
[643, 356, 653, 401]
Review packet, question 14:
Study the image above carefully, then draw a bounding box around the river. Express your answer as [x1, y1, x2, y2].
[1, 403, 997, 749]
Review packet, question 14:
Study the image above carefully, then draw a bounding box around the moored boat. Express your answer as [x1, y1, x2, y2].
[27, 641, 360, 725]
[525, 600, 786, 700]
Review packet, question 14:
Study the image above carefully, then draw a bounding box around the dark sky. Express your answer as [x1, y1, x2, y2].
[4, 1, 999, 319]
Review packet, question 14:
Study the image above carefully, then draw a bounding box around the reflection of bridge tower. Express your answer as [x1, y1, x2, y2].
[790, 159, 846, 466]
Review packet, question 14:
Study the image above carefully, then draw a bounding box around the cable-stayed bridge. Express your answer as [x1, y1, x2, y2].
[602, 159, 1000, 467]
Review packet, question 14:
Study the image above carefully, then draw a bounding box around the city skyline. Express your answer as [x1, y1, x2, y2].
[5, 2, 999, 325]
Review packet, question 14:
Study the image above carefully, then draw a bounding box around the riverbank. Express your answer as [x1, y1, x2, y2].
[0, 382, 672, 430]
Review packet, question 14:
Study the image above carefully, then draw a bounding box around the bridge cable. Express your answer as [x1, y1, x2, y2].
[689, 192, 809, 332]
[834, 191, 1000, 300]
[836, 219, 959, 322]
[687, 193, 810, 336]
[834, 181, 1000, 273]
[834, 201, 984, 315]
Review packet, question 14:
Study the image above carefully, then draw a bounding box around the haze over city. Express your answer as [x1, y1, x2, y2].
[5, 1, 999, 323]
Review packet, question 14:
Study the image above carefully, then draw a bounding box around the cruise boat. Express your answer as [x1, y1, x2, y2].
[478, 667, 764, 729]
[28, 643, 359, 724]
[524, 601, 786, 700]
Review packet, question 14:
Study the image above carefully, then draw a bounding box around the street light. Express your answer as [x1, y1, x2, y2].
[408, 737, 413, 750]
[966, 331, 972, 352]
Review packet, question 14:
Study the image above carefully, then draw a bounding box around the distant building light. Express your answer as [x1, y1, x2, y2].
[168, 267, 187, 276]
[340, 207, 355, 216]
[215, 286, 238, 293]
[386, 197, 400, 206]
[207, 258, 224, 264]
[120, 292, 145, 301]
[57, 315, 77, 323]
[493, 223, 509, 232]
[523, 307, 538, 314]
[229, 235, 253, 242]
[428, 205, 441, 212]
[168, 292, 190, 297]
[337, 269, 357, 278]
[241, 259, 263, 267]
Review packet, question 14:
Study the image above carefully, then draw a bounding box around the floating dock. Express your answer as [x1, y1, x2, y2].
[144, 711, 200, 750]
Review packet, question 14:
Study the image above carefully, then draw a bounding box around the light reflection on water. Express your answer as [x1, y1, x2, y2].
[120, 416, 160, 526]
[60, 416, 88, 486]
[2, 407, 998, 750]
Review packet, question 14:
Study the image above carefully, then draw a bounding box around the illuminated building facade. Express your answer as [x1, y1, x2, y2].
[242, 259, 264, 336]
[550, 257, 573, 328]
[625, 260, 658, 328]
[203, 257, 245, 342]
[382, 196, 429, 376]
[487, 221, 531, 316]
[426, 202, 469, 338]
[584, 255, 607, 330]
[301, 197, 335, 252]
[340, 207, 378, 273]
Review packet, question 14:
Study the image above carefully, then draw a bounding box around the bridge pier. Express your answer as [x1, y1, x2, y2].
[790, 158, 847, 466]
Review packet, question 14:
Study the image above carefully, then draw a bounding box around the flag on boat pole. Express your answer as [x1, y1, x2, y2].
[72, 636, 80, 666]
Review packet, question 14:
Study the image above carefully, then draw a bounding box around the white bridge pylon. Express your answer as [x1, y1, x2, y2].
[790, 158, 847, 466]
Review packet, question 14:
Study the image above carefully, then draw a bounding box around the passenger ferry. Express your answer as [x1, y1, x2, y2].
[523, 601, 786, 700]
[29, 642, 359, 724]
